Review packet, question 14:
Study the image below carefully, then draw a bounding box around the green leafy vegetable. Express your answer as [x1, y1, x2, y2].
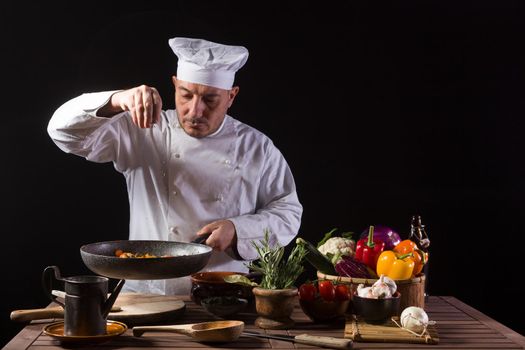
[341, 231, 354, 240]
[317, 228, 338, 248]
[316, 228, 354, 248]
[223, 274, 259, 287]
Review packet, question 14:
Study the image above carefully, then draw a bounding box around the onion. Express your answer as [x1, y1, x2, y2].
[360, 225, 401, 250]
[400, 307, 431, 334]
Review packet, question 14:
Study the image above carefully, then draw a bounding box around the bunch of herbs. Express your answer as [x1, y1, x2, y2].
[248, 230, 307, 289]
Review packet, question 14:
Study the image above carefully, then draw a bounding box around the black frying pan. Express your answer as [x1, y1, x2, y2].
[80, 238, 212, 280]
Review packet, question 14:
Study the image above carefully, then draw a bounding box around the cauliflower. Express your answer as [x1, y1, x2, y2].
[318, 237, 355, 264]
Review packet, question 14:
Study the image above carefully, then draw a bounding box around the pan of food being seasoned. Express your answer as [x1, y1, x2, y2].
[80, 238, 212, 280]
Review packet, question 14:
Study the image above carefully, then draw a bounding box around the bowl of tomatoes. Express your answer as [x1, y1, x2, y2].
[298, 279, 350, 323]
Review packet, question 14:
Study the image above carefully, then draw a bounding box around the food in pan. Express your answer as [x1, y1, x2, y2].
[114, 249, 171, 258]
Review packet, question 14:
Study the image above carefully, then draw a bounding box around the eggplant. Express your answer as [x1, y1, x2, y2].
[335, 256, 377, 279]
[359, 225, 401, 250]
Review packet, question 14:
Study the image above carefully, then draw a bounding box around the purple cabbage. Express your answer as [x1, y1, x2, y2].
[359, 225, 401, 250]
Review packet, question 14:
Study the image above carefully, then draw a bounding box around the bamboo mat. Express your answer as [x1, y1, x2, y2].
[345, 314, 439, 344]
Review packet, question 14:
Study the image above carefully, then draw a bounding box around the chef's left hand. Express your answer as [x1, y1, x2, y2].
[196, 220, 236, 251]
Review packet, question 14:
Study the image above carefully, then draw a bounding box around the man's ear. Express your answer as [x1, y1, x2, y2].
[228, 86, 240, 108]
[172, 76, 177, 87]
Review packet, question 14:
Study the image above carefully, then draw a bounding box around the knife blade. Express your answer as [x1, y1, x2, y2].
[242, 330, 352, 349]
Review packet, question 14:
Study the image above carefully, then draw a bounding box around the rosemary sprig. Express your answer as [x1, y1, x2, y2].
[248, 229, 307, 289]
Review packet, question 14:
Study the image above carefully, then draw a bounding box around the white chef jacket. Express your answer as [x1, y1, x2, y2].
[47, 91, 303, 295]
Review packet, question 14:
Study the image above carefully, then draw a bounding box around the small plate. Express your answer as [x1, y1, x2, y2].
[43, 320, 127, 343]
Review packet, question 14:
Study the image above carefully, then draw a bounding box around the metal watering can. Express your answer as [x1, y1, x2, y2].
[42, 265, 125, 336]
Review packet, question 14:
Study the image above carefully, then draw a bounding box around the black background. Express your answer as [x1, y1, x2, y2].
[1, 1, 524, 346]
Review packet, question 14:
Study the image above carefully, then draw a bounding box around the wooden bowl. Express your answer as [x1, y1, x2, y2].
[317, 271, 425, 311]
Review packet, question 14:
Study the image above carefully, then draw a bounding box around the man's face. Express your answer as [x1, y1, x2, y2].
[173, 77, 239, 138]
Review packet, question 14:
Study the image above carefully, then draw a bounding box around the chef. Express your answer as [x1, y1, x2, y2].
[47, 37, 302, 295]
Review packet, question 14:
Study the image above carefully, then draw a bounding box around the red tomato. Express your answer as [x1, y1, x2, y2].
[334, 284, 350, 301]
[318, 280, 335, 301]
[298, 283, 316, 302]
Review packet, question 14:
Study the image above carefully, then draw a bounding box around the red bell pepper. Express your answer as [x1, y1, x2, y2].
[354, 226, 386, 270]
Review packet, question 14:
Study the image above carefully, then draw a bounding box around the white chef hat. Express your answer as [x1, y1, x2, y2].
[168, 37, 249, 90]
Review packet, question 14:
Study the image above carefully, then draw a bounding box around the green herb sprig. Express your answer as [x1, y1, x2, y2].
[248, 229, 307, 289]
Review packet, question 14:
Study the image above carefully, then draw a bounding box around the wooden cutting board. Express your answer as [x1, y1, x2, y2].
[344, 314, 439, 344]
[107, 293, 186, 325]
[11, 293, 186, 326]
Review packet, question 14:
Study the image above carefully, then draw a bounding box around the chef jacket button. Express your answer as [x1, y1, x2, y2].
[223, 159, 231, 165]
[169, 226, 178, 234]
[216, 195, 223, 202]
[173, 190, 178, 195]
[174, 153, 180, 158]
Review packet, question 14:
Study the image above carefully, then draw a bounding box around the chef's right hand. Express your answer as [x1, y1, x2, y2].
[99, 85, 163, 128]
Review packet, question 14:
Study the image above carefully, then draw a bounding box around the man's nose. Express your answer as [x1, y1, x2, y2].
[188, 97, 205, 117]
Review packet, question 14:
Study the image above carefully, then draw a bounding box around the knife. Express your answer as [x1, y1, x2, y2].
[242, 330, 352, 349]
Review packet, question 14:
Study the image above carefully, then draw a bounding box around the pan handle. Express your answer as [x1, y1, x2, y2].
[191, 233, 211, 245]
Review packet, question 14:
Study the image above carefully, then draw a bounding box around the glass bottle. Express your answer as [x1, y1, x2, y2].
[409, 215, 430, 251]
[409, 215, 430, 298]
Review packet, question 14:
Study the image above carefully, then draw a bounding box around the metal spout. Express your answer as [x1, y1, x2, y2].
[101, 279, 125, 318]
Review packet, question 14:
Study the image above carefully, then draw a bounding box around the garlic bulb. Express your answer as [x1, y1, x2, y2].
[357, 276, 398, 299]
[381, 275, 397, 295]
[400, 306, 431, 334]
[356, 284, 373, 298]
[370, 275, 395, 298]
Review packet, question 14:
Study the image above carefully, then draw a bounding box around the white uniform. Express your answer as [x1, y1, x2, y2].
[48, 91, 303, 295]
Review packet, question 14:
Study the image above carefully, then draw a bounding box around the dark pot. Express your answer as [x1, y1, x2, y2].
[352, 291, 401, 323]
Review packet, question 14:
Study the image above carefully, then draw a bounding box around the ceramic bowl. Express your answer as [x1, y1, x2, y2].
[299, 296, 350, 323]
[200, 296, 248, 317]
[352, 291, 401, 323]
[190, 271, 254, 305]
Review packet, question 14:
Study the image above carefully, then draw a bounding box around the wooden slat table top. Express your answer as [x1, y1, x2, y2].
[4, 296, 524, 350]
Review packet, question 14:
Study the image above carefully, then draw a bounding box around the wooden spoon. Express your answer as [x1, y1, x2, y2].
[10, 304, 122, 322]
[133, 320, 244, 342]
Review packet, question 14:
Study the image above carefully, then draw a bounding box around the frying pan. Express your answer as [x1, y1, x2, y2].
[80, 238, 212, 280]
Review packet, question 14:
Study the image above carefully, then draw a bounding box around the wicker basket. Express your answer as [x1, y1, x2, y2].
[317, 271, 425, 311]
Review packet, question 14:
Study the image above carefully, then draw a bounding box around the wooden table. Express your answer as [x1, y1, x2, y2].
[4, 296, 524, 349]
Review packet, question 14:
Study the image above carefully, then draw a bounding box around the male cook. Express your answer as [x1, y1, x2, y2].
[48, 37, 302, 295]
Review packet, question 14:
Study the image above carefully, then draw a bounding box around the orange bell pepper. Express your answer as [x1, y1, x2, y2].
[376, 250, 415, 280]
[394, 240, 428, 277]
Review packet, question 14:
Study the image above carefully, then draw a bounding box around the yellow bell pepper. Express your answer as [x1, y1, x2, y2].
[376, 250, 415, 280]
